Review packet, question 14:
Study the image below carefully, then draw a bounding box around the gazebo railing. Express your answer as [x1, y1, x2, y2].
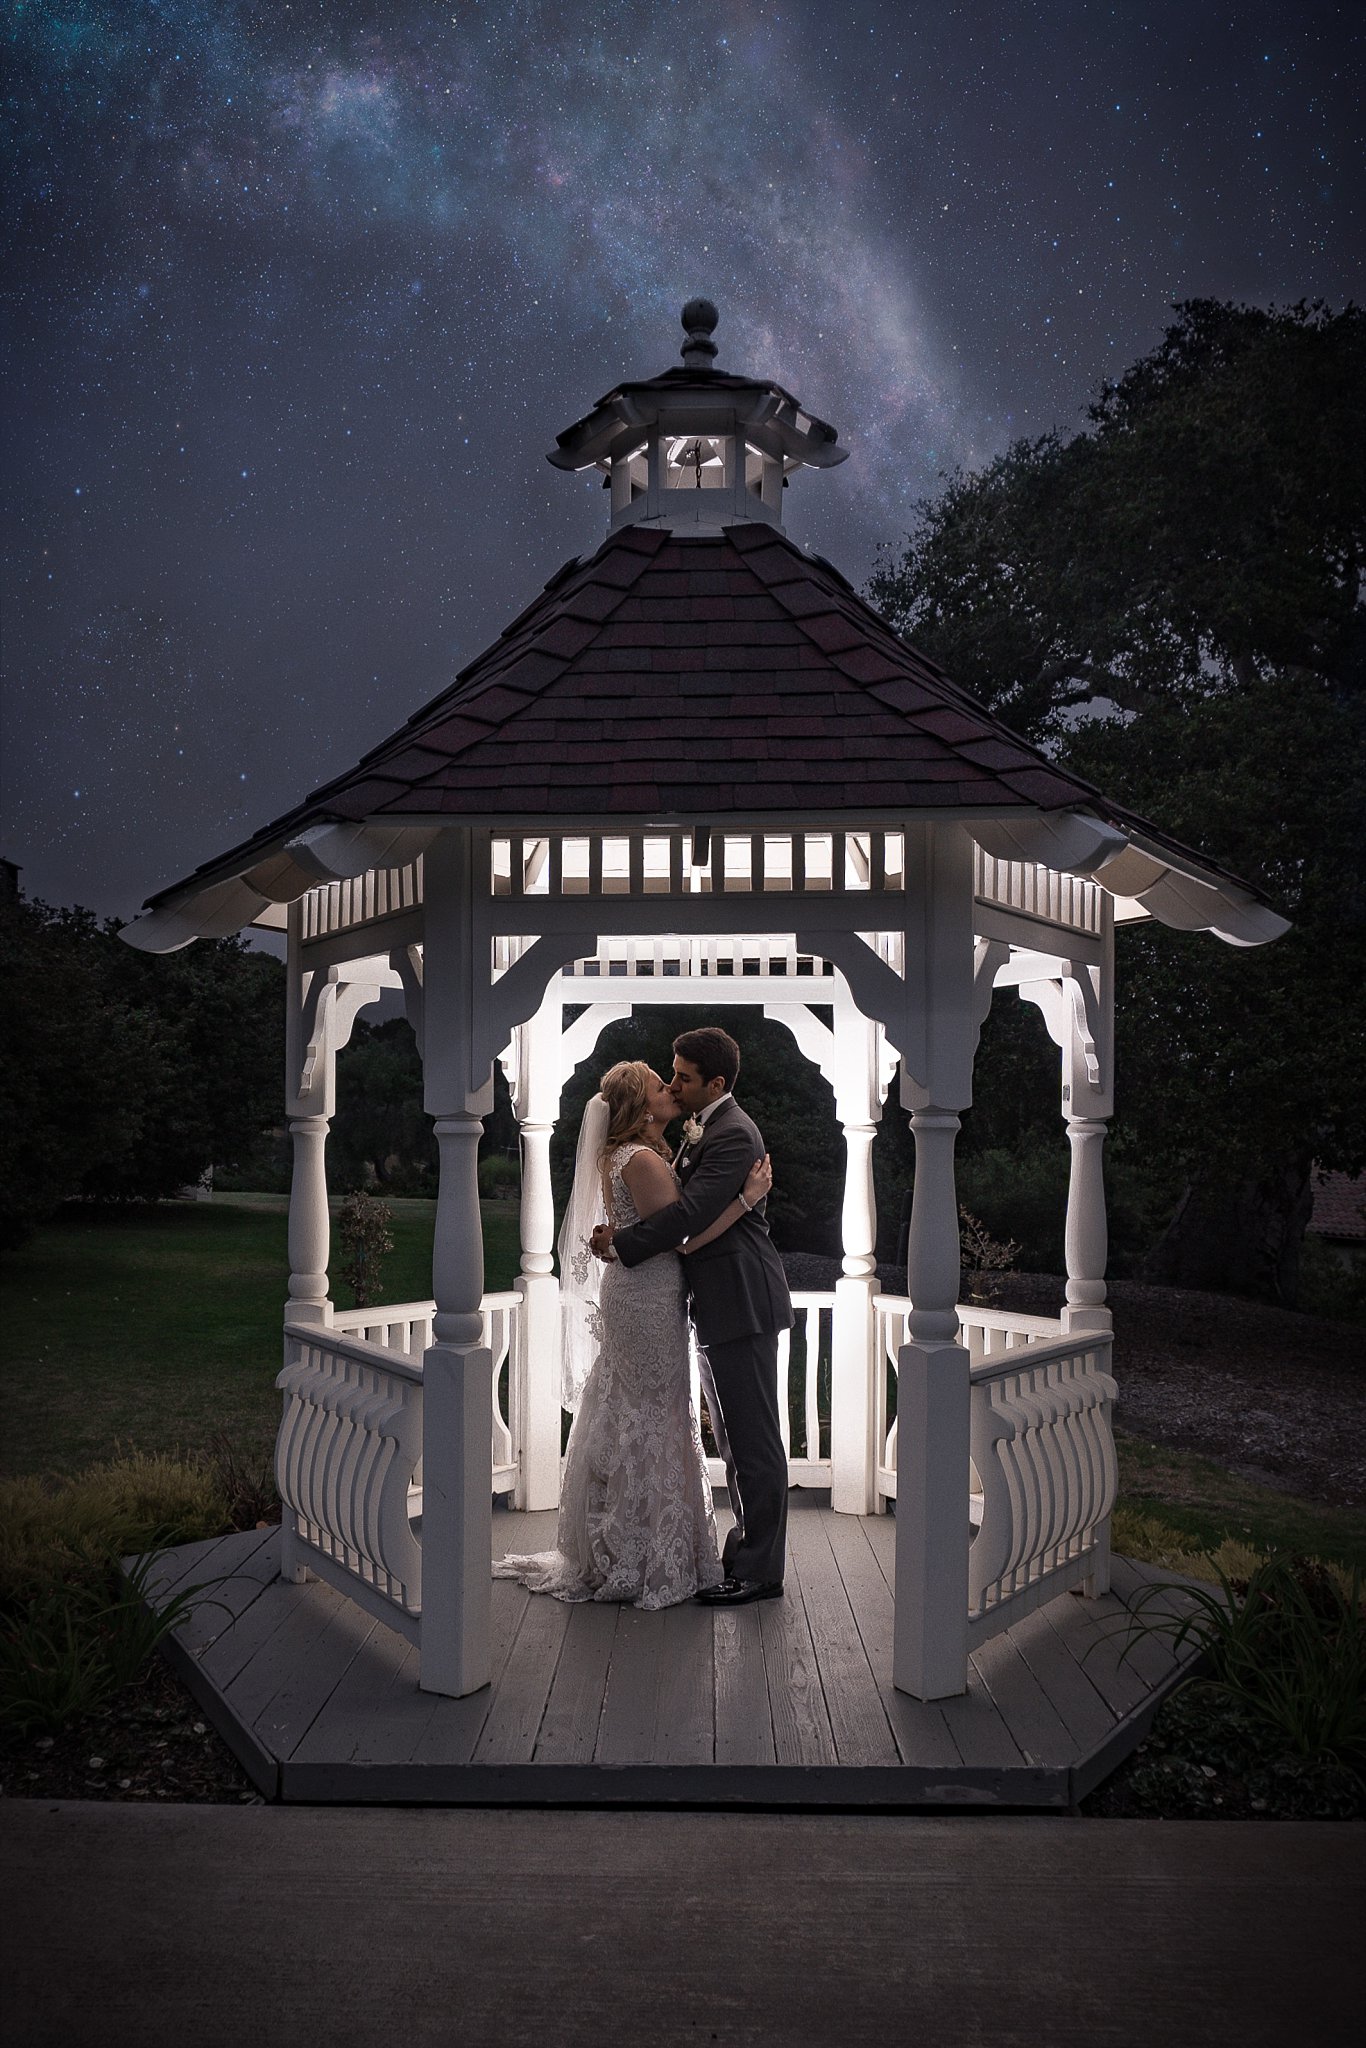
[873, 1294, 1117, 1646]
[276, 1290, 522, 1636]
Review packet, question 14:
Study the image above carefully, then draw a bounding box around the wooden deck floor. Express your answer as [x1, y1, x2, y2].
[141, 1503, 1198, 1807]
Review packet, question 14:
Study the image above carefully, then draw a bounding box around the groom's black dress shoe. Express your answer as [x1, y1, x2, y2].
[695, 1577, 783, 1606]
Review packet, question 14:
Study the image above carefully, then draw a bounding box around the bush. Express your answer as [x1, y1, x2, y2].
[0, 1553, 220, 1743]
[335, 1189, 395, 1309]
[1120, 1550, 1366, 1783]
[0, 1452, 229, 1610]
[955, 1147, 1068, 1273]
[0, 1450, 234, 1744]
[478, 1153, 520, 1199]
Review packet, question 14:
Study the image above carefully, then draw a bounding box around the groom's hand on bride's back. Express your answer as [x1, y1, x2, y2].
[589, 1223, 617, 1260]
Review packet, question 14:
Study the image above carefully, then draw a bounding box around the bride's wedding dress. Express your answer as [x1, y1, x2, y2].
[493, 1142, 723, 1610]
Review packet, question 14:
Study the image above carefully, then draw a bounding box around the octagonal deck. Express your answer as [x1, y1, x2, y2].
[138, 1503, 1197, 1808]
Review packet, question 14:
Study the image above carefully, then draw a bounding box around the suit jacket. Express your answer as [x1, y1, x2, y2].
[611, 1096, 793, 1346]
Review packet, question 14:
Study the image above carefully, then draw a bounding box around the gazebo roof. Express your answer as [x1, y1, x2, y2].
[282, 520, 1093, 825]
[127, 515, 1289, 950]
[124, 299, 1288, 955]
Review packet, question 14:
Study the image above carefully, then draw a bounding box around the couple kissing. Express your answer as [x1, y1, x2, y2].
[494, 1026, 794, 1610]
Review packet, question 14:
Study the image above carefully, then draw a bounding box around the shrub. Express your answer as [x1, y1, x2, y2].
[335, 1189, 395, 1309]
[958, 1207, 1021, 1305]
[1120, 1550, 1366, 1782]
[477, 1153, 520, 1200]
[0, 1553, 220, 1742]
[0, 1453, 229, 1609]
[955, 1147, 1067, 1272]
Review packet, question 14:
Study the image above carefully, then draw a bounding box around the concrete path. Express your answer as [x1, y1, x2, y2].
[3, 1803, 1360, 2046]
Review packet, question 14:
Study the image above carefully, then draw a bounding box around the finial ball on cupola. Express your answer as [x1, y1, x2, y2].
[680, 298, 720, 367]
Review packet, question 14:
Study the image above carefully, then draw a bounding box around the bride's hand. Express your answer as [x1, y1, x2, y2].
[743, 1153, 772, 1207]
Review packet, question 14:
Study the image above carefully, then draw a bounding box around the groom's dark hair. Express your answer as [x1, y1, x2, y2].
[673, 1027, 740, 1092]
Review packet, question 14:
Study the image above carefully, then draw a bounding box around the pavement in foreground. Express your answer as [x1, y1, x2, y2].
[3, 1803, 1360, 2046]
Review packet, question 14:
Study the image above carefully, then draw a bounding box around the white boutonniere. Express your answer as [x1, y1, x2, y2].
[682, 1116, 704, 1146]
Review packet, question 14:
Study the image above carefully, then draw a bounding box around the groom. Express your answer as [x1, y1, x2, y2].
[591, 1026, 793, 1604]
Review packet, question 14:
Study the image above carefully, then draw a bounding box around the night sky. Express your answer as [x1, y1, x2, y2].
[3, 0, 1361, 923]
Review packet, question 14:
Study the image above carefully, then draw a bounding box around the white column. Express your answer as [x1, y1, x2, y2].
[831, 1075, 879, 1515]
[419, 826, 495, 1699]
[893, 1106, 971, 1699]
[1063, 1115, 1112, 1333]
[514, 1107, 562, 1510]
[285, 1116, 332, 1326]
[422, 1112, 492, 1697]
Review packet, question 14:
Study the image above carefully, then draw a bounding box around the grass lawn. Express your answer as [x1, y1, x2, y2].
[0, 1195, 522, 1478]
[5, 1200, 1362, 1574]
[1114, 1431, 1366, 1571]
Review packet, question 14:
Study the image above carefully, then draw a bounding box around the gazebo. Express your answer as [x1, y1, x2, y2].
[125, 301, 1287, 1705]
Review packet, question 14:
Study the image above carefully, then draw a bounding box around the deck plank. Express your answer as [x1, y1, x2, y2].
[787, 1510, 899, 1767]
[144, 1526, 276, 1606]
[968, 1630, 1079, 1769]
[758, 1562, 837, 1767]
[408, 1580, 530, 1766]
[471, 1589, 573, 1765]
[534, 1600, 619, 1764]
[654, 1596, 716, 1766]
[156, 1529, 281, 1663]
[1005, 1599, 1120, 1754]
[289, 1619, 416, 1765]
[218, 1575, 354, 1732]
[712, 1604, 775, 1766]
[254, 1598, 381, 1761]
[596, 1606, 666, 1766]
[822, 1512, 961, 1768]
[860, 1512, 1029, 1770]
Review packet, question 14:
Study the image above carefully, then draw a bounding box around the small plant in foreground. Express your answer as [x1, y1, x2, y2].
[0, 1551, 223, 1742]
[958, 1207, 1020, 1306]
[336, 1188, 395, 1309]
[204, 1430, 279, 1529]
[1120, 1551, 1366, 1781]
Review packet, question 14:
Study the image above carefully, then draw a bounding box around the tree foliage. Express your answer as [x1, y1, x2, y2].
[0, 888, 284, 1248]
[869, 299, 1366, 1298]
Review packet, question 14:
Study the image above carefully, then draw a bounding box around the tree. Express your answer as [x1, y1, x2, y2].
[868, 299, 1366, 1300]
[0, 888, 285, 1244]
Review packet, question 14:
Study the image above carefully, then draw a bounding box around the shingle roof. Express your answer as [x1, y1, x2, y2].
[137, 517, 1283, 931]
[294, 521, 1097, 828]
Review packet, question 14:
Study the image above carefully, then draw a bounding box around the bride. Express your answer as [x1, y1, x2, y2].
[493, 1058, 771, 1611]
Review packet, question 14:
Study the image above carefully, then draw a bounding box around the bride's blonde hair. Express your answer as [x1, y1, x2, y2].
[597, 1060, 672, 1163]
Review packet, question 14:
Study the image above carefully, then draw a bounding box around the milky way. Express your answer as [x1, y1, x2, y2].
[2, 0, 1360, 917]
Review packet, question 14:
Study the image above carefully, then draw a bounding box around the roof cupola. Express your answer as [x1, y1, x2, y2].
[548, 300, 848, 535]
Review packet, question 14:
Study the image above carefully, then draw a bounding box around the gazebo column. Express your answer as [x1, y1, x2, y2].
[286, 1116, 332, 1325]
[1021, 904, 1116, 1338]
[1064, 1116, 1111, 1333]
[830, 1004, 894, 1516]
[894, 1104, 971, 1698]
[890, 824, 976, 1700]
[420, 829, 496, 1698]
[506, 993, 564, 1512]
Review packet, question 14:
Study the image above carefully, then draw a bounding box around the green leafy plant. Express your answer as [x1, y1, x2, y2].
[0, 1551, 223, 1741]
[335, 1189, 395, 1309]
[0, 1453, 229, 1610]
[1120, 1552, 1366, 1778]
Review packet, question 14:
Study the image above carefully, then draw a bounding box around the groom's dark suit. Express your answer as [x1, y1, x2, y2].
[610, 1096, 793, 1587]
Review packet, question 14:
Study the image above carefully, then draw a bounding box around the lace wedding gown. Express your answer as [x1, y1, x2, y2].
[493, 1143, 723, 1610]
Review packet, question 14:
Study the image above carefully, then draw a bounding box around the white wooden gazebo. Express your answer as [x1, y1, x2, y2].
[125, 301, 1287, 1703]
